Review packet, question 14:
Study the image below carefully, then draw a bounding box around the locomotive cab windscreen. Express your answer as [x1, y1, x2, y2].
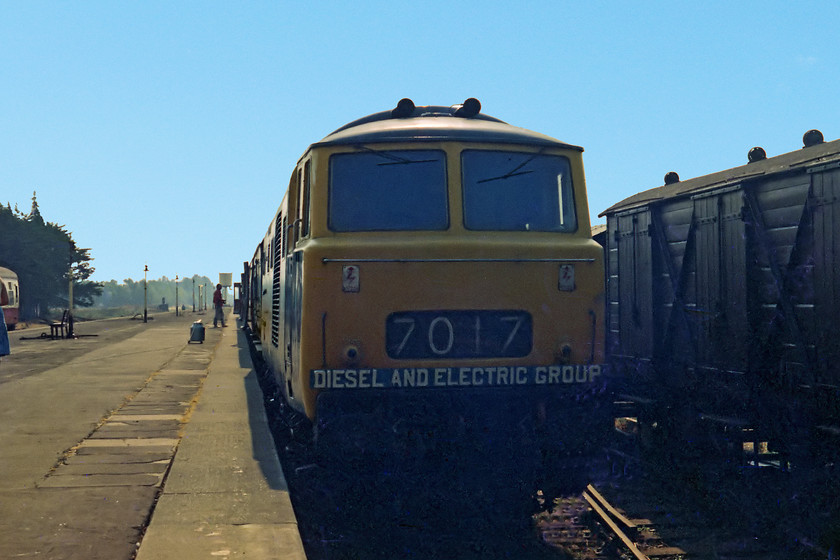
[328, 147, 578, 233]
[461, 150, 576, 232]
[329, 149, 448, 231]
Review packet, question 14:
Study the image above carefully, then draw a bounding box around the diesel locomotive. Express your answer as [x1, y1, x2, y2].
[241, 98, 610, 501]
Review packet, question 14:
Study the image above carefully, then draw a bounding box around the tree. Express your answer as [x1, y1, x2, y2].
[70, 243, 103, 307]
[27, 190, 44, 225]
[92, 275, 214, 309]
[0, 193, 102, 319]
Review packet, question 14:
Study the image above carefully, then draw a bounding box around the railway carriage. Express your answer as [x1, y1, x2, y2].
[601, 130, 840, 468]
[245, 98, 609, 501]
[0, 267, 20, 330]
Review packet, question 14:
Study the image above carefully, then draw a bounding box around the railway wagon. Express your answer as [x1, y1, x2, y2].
[0, 266, 20, 330]
[601, 130, 840, 467]
[246, 98, 610, 501]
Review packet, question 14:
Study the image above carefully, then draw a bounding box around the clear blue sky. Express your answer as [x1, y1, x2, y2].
[2, 1, 837, 283]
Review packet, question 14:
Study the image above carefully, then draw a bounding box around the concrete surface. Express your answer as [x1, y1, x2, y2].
[135, 319, 306, 559]
[0, 310, 305, 560]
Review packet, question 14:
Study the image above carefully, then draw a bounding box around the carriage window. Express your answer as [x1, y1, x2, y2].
[461, 150, 577, 232]
[329, 149, 448, 231]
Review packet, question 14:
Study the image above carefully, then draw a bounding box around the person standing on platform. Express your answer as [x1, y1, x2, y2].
[213, 283, 226, 328]
[0, 283, 10, 360]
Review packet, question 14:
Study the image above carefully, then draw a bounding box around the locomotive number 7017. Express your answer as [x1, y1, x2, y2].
[385, 310, 532, 359]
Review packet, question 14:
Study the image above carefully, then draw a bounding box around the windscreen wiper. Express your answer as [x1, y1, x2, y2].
[477, 149, 544, 183]
[355, 145, 438, 166]
[477, 169, 534, 183]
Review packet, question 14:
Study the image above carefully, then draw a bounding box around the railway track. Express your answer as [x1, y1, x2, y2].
[583, 484, 684, 559]
[536, 466, 832, 560]
[536, 483, 685, 560]
[536, 471, 834, 560]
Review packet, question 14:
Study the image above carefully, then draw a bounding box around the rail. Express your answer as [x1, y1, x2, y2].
[582, 484, 649, 560]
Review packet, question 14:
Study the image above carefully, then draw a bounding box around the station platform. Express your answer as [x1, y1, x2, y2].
[135, 313, 306, 560]
[0, 310, 307, 560]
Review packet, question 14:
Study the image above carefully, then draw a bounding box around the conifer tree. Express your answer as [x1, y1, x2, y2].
[0, 194, 102, 318]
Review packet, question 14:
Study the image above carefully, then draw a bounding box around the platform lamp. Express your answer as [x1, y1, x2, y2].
[175, 275, 179, 317]
[143, 265, 148, 324]
[68, 240, 75, 338]
[68, 241, 74, 320]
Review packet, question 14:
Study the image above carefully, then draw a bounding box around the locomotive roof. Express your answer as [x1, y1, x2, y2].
[311, 98, 583, 151]
[601, 134, 840, 216]
[0, 266, 18, 280]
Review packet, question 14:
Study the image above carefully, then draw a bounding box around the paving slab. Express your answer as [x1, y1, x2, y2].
[89, 424, 181, 438]
[0, 486, 159, 558]
[38, 472, 166, 488]
[55, 461, 170, 475]
[66, 451, 173, 464]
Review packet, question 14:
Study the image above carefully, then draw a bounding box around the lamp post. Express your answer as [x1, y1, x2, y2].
[68, 241, 75, 338]
[143, 265, 148, 323]
[192, 277, 196, 312]
[175, 275, 179, 317]
[68, 241, 74, 319]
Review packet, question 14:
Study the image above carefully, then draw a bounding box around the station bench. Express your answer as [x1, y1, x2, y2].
[49, 310, 69, 339]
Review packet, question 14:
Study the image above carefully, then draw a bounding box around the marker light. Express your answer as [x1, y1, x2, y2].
[454, 98, 481, 117]
[343, 344, 361, 365]
[391, 98, 416, 118]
